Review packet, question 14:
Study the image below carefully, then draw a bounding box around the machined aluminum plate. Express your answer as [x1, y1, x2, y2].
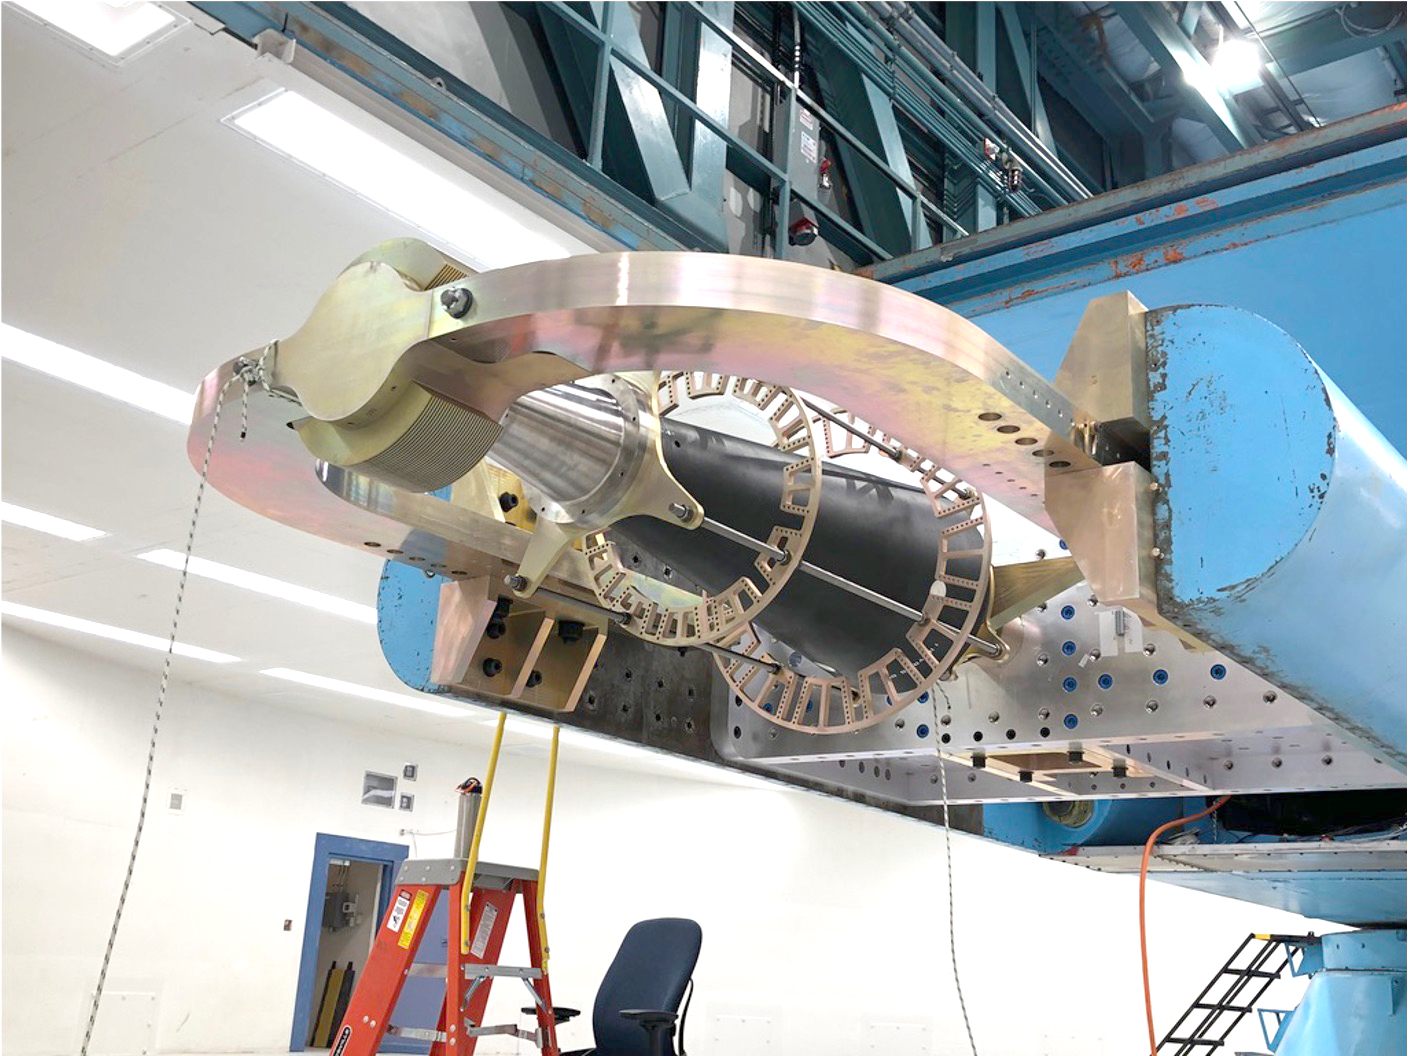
[192, 251, 1126, 561]
[720, 583, 1406, 804]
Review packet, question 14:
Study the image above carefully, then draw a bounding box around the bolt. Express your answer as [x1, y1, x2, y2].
[1035, 548, 1047, 559]
[1150, 547, 1163, 558]
[440, 287, 474, 318]
[1143, 643, 1157, 656]
[1263, 690, 1278, 703]
[1321, 755, 1334, 766]
[1036, 653, 1049, 667]
[505, 574, 528, 592]
[1090, 704, 1104, 717]
[1148, 481, 1161, 492]
[668, 502, 692, 520]
[1019, 770, 1033, 783]
[525, 670, 543, 688]
[1145, 700, 1159, 713]
[1112, 764, 1128, 778]
[498, 491, 519, 512]
[1224, 760, 1234, 771]
[1037, 708, 1051, 721]
[557, 620, 585, 644]
[482, 657, 503, 677]
[972, 754, 986, 769]
[1067, 749, 1084, 763]
[1203, 695, 1217, 708]
[1271, 757, 1283, 769]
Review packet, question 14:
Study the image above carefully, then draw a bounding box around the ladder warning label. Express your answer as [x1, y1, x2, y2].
[386, 891, 412, 933]
[397, 890, 429, 950]
[470, 903, 498, 958]
[331, 1025, 352, 1056]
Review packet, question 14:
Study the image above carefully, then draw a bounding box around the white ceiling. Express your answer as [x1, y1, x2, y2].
[0, 3, 746, 781]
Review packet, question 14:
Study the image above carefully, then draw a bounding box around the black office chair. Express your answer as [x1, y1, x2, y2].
[528, 917, 702, 1056]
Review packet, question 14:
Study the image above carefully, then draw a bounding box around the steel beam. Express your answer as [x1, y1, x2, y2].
[1258, 2, 1407, 78]
[1118, 1, 1259, 153]
[810, 27, 931, 256]
[534, 1, 732, 248]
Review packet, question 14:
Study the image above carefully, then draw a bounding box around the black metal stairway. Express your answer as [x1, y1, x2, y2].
[1158, 933, 1317, 1054]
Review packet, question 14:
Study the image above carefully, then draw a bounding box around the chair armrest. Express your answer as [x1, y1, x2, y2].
[521, 1005, 581, 1024]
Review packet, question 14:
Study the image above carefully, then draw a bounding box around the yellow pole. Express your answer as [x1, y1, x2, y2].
[537, 725, 561, 970]
[461, 712, 506, 954]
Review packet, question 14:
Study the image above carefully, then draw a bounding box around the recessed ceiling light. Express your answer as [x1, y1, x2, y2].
[9, 0, 181, 60]
[1, 501, 108, 542]
[137, 549, 376, 624]
[1, 601, 239, 663]
[262, 667, 472, 718]
[1, 324, 191, 423]
[225, 90, 587, 271]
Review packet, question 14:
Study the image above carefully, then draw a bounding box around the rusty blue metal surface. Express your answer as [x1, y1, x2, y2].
[1274, 930, 1407, 1056]
[877, 108, 1408, 452]
[1147, 305, 1407, 763]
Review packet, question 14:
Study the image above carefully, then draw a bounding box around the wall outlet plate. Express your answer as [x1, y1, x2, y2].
[399, 793, 415, 811]
[403, 763, 418, 781]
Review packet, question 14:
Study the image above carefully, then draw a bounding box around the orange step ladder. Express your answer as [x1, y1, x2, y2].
[329, 716, 563, 1056]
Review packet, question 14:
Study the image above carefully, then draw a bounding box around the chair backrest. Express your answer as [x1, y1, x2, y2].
[592, 917, 703, 1055]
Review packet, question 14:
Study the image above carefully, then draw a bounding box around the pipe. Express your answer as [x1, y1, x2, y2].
[881, 1, 1092, 202]
[536, 726, 560, 972]
[461, 712, 506, 954]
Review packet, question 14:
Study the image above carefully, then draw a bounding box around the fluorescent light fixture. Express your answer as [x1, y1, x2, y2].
[1, 501, 107, 542]
[226, 90, 582, 271]
[9, 0, 179, 59]
[137, 549, 376, 624]
[1, 324, 191, 423]
[1, 601, 239, 663]
[1209, 37, 1263, 92]
[262, 667, 470, 718]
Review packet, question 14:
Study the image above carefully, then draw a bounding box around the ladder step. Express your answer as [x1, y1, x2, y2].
[464, 964, 542, 979]
[1192, 1003, 1254, 1013]
[386, 1026, 447, 1042]
[1219, 968, 1279, 978]
[1164, 1038, 1222, 1046]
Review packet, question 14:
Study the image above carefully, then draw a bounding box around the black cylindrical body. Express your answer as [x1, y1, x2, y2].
[611, 417, 983, 680]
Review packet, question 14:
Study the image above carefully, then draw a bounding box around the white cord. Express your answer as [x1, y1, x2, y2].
[79, 369, 252, 1056]
[931, 685, 978, 1056]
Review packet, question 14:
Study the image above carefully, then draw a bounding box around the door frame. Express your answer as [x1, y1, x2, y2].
[290, 832, 410, 1052]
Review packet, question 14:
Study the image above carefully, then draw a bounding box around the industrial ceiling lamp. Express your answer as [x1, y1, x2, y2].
[1209, 34, 1264, 93]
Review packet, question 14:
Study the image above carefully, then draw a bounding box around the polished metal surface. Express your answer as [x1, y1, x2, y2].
[489, 381, 635, 525]
[721, 582, 1405, 803]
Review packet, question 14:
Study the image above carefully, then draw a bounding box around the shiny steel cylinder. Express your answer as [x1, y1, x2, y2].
[488, 381, 647, 524]
[454, 787, 481, 860]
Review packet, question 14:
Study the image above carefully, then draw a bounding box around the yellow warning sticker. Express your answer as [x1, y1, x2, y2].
[397, 890, 430, 950]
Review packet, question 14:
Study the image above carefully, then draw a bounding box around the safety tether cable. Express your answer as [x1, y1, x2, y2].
[79, 352, 273, 1056]
[931, 684, 978, 1056]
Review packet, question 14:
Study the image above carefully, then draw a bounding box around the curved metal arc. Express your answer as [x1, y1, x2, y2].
[422, 252, 1105, 529]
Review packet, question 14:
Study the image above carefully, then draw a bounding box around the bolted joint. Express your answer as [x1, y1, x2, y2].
[498, 491, 520, 513]
[440, 287, 474, 319]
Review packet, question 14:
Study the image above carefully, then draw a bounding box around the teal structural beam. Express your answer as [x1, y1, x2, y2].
[1260, 2, 1407, 77]
[1118, 1, 1258, 153]
[535, 1, 733, 248]
[810, 26, 932, 256]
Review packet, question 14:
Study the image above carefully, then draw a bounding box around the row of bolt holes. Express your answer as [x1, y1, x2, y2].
[976, 405, 1072, 483]
[361, 541, 466, 574]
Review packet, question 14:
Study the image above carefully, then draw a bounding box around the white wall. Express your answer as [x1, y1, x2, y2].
[2, 627, 1326, 1056]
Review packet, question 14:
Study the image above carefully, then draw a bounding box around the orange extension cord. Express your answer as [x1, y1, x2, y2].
[1140, 794, 1232, 1056]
